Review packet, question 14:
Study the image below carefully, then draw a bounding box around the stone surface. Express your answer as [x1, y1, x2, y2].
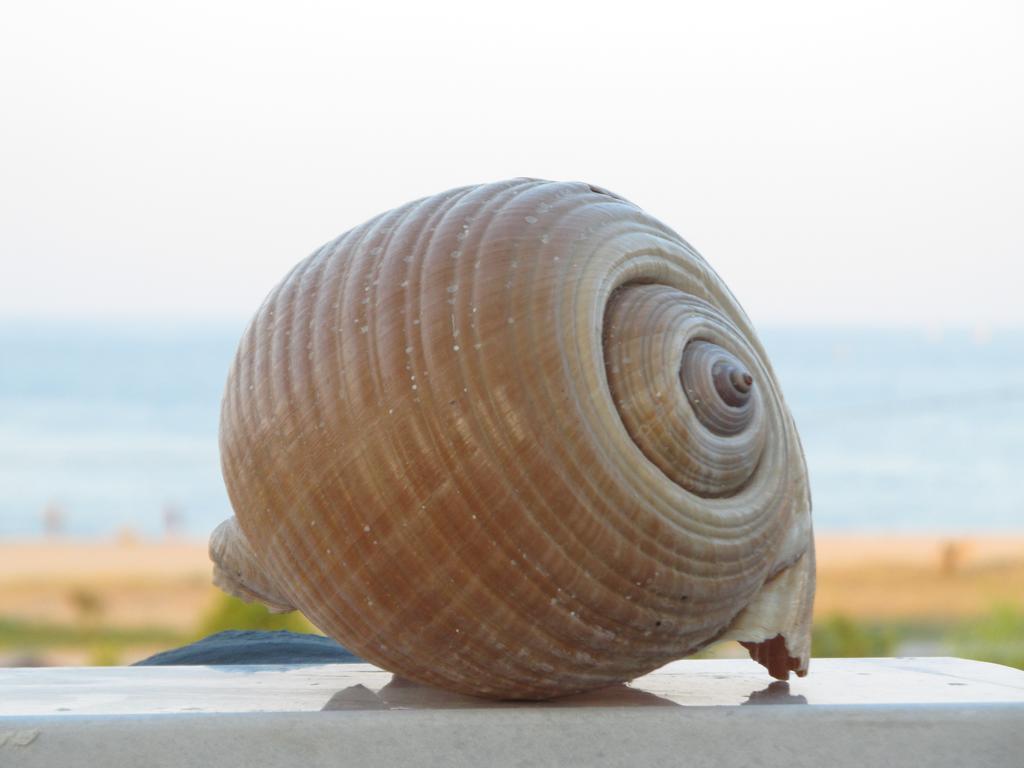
[1, 657, 1022, 767]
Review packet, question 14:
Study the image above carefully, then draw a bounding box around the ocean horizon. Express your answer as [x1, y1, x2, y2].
[2, 319, 1022, 537]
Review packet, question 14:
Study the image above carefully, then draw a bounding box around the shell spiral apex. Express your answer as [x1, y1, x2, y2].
[213, 178, 814, 699]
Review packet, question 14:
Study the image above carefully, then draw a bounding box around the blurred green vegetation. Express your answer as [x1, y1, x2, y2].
[0, 618, 183, 648]
[0, 593, 317, 666]
[195, 593, 317, 638]
[0, 618, 185, 666]
[812, 615, 900, 658]
[808, 607, 1024, 671]
[949, 603, 1024, 670]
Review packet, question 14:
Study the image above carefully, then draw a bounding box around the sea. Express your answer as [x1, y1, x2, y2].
[1, 321, 1022, 537]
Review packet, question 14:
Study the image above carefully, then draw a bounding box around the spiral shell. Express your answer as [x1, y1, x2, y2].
[214, 179, 814, 699]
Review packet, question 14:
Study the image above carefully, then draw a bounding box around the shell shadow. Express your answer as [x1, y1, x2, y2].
[322, 675, 680, 710]
[741, 680, 807, 706]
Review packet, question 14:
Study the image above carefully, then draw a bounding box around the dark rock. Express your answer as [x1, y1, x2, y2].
[134, 630, 363, 666]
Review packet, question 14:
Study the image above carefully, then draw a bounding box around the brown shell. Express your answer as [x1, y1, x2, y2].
[215, 178, 814, 699]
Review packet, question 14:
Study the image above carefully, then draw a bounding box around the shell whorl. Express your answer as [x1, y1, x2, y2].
[217, 179, 814, 699]
[604, 286, 769, 498]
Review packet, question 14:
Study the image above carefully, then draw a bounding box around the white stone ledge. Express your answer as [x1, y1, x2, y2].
[2, 657, 1022, 767]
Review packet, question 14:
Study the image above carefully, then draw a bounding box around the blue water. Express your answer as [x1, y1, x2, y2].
[1, 321, 1022, 536]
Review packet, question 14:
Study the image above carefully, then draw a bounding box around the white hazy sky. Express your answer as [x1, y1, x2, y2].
[1, 0, 1021, 328]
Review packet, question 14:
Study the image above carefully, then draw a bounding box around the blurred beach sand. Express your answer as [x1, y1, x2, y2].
[1, 533, 1022, 666]
[815, 534, 1024, 619]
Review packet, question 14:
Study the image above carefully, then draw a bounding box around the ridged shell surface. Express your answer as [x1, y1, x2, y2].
[218, 178, 814, 699]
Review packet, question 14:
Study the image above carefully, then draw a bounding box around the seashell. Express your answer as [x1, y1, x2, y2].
[212, 178, 814, 700]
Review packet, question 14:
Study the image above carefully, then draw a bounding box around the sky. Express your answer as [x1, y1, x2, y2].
[1, 0, 1021, 329]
